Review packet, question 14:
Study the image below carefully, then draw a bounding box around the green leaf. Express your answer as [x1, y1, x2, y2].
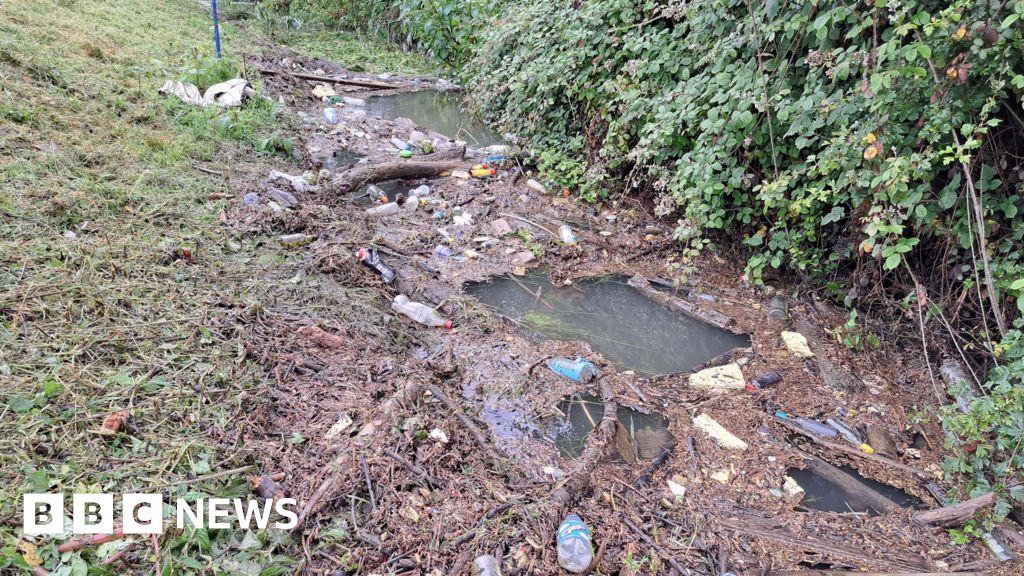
[8, 394, 35, 414]
[884, 253, 902, 270]
[916, 44, 931, 59]
[1010, 278, 1024, 291]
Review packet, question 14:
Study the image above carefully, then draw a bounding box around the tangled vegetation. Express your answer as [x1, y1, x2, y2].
[267, 0, 1024, 529]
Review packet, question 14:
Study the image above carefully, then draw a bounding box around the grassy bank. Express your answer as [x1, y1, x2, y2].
[0, 0, 390, 572]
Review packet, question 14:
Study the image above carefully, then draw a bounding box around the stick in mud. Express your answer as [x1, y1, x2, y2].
[424, 384, 503, 464]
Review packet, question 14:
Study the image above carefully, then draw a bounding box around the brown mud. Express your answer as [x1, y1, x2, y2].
[225, 43, 1020, 575]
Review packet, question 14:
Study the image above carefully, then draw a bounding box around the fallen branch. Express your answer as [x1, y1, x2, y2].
[627, 275, 734, 331]
[58, 527, 127, 553]
[256, 68, 396, 90]
[721, 516, 929, 572]
[297, 381, 421, 528]
[329, 161, 464, 193]
[776, 418, 930, 478]
[912, 492, 996, 528]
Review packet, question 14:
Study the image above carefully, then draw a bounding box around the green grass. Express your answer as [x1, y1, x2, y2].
[221, 3, 433, 77]
[0, 0, 410, 573]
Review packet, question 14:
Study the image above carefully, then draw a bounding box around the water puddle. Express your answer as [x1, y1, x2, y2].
[349, 179, 431, 203]
[549, 394, 670, 460]
[787, 464, 921, 516]
[320, 148, 366, 171]
[365, 90, 502, 146]
[465, 271, 750, 376]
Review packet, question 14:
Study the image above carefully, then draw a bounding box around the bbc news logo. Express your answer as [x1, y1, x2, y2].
[23, 494, 299, 535]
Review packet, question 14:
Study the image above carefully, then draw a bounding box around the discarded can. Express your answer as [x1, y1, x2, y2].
[547, 357, 597, 383]
[556, 514, 593, 573]
[470, 167, 495, 178]
[745, 371, 781, 391]
[559, 225, 577, 245]
[767, 296, 788, 322]
[356, 247, 396, 284]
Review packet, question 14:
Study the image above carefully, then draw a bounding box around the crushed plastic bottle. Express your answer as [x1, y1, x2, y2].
[556, 514, 593, 573]
[776, 411, 839, 440]
[391, 294, 452, 329]
[323, 107, 338, 124]
[356, 247, 396, 284]
[559, 225, 577, 245]
[548, 357, 597, 382]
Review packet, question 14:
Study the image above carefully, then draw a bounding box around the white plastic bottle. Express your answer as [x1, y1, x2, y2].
[366, 202, 401, 217]
[391, 295, 449, 328]
[556, 514, 592, 572]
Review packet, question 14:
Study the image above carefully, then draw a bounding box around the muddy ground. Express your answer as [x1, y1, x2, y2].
[222, 43, 1022, 574]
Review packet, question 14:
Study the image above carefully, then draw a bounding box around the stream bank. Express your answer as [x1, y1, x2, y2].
[230, 42, 1020, 575]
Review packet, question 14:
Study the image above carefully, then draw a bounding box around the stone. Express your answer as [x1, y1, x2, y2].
[512, 251, 535, 266]
[692, 413, 747, 450]
[489, 218, 513, 236]
[666, 476, 687, 498]
[782, 331, 814, 358]
[689, 362, 746, 391]
[711, 469, 731, 484]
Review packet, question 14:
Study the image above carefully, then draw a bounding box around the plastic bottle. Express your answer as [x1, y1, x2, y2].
[556, 514, 593, 573]
[366, 202, 401, 217]
[767, 296, 789, 322]
[391, 294, 452, 328]
[356, 247, 396, 284]
[324, 107, 338, 124]
[745, 371, 781, 391]
[411, 184, 431, 197]
[470, 167, 496, 178]
[559, 225, 577, 245]
[390, 137, 411, 151]
[404, 194, 420, 211]
[793, 417, 840, 440]
[473, 555, 502, 576]
[526, 179, 548, 194]
[548, 358, 597, 383]
[279, 233, 313, 247]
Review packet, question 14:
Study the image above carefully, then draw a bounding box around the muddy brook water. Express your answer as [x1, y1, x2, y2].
[550, 394, 670, 459]
[466, 271, 750, 376]
[365, 90, 503, 146]
[788, 465, 921, 516]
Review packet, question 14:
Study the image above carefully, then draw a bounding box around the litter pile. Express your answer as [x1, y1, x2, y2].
[204, 45, 1021, 574]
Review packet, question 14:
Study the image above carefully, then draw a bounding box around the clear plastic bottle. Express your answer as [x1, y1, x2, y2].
[556, 514, 592, 573]
[391, 295, 450, 328]
[366, 202, 401, 217]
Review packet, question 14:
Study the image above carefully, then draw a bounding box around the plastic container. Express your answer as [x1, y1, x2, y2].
[745, 371, 781, 391]
[392, 295, 451, 328]
[366, 202, 401, 217]
[767, 296, 789, 322]
[356, 247, 396, 284]
[556, 514, 593, 573]
[526, 179, 548, 194]
[792, 417, 840, 440]
[472, 555, 502, 576]
[279, 233, 313, 247]
[559, 225, 577, 245]
[547, 357, 597, 383]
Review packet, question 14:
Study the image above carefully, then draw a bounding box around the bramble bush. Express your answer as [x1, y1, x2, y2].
[461, 0, 1024, 522]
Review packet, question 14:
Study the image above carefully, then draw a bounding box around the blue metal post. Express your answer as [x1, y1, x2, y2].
[211, 0, 222, 59]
